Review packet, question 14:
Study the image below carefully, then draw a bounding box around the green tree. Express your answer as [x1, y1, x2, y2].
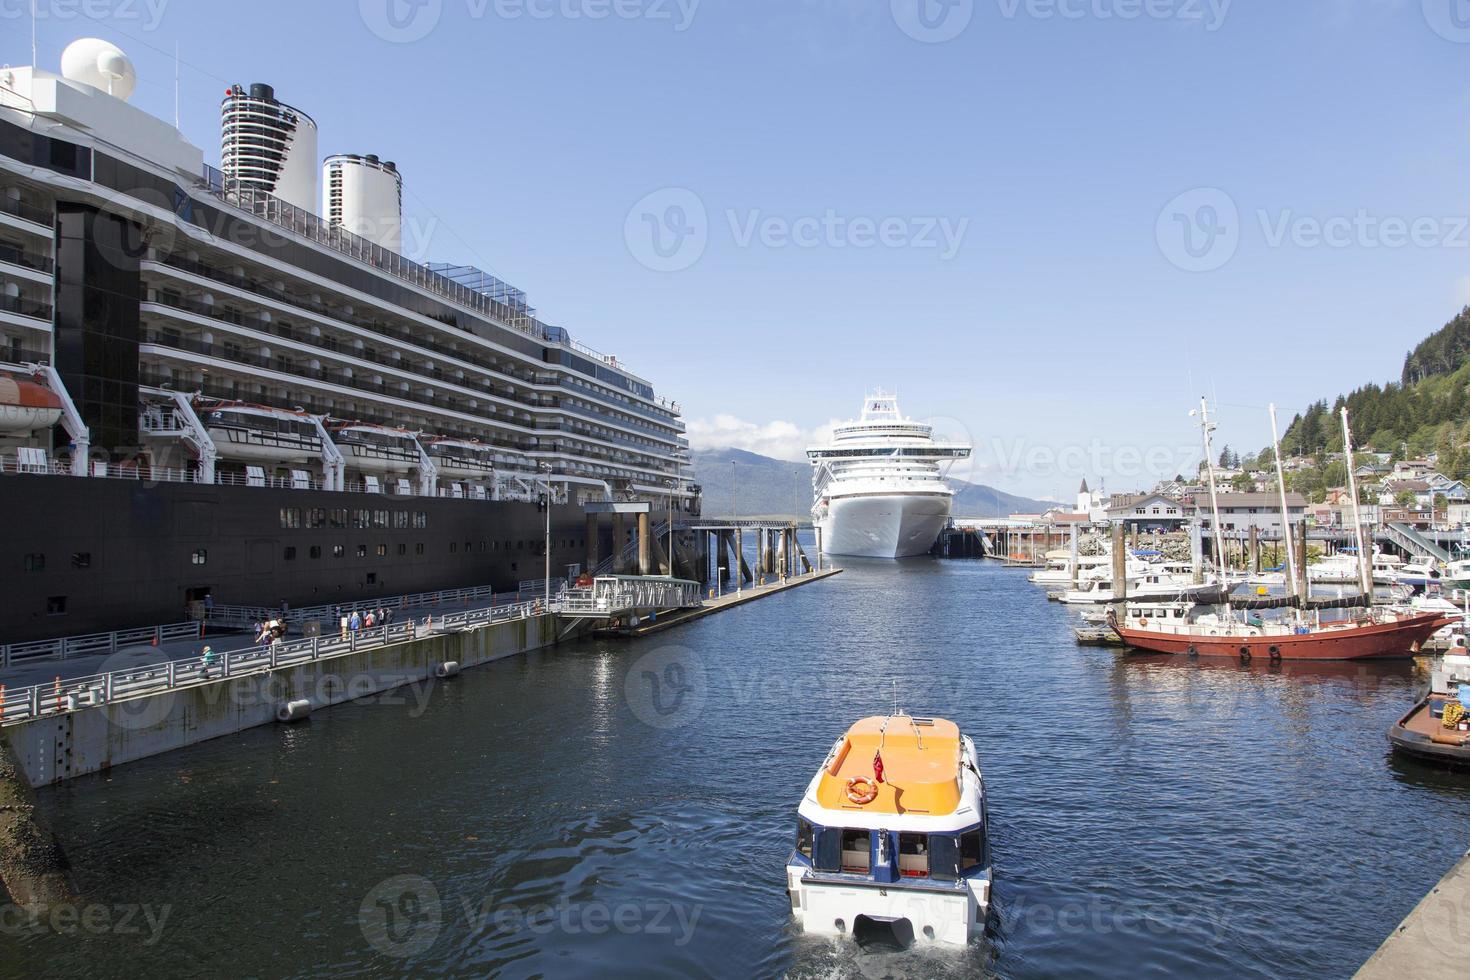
[1395, 490, 1419, 509]
[1230, 471, 1255, 492]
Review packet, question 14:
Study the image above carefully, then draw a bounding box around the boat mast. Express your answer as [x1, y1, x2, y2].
[1341, 407, 1372, 596]
[1269, 403, 1298, 600]
[1196, 398, 1230, 601]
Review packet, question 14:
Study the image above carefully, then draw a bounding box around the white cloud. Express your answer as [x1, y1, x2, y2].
[685, 414, 840, 461]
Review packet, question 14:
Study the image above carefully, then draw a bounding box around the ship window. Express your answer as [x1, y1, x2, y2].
[898, 833, 930, 878]
[397, 544, 407, 557]
[394, 511, 409, 529]
[413, 511, 427, 529]
[191, 549, 207, 566]
[416, 543, 424, 555]
[366, 573, 377, 585]
[813, 828, 842, 872]
[71, 552, 91, 569]
[377, 544, 387, 557]
[840, 830, 870, 874]
[354, 510, 371, 529]
[357, 545, 367, 558]
[46, 596, 66, 616]
[310, 546, 322, 559]
[331, 509, 348, 529]
[307, 509, 327, 529]
[24, 553, 45, 572]
[466, 541, 473, 554]
[796, 819, 814, 860]
[450, 543, 457, 554]
[284, 547, 297, 561]
[333, 545, 345, 558]
[280, 508, 301, 529]
[374, 510, 389, 528]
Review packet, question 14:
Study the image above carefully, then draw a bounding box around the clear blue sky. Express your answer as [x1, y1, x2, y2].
[9, 0, 1470, 498]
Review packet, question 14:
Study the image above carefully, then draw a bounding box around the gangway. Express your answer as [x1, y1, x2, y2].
[555, 576, 703, 620]
[1385, 522, 1453, 565]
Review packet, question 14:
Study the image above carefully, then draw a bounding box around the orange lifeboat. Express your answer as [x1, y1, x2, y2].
[0, 373, 63, 432]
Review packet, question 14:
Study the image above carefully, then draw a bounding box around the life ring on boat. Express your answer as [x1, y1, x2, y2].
[846, 776, 879, 806]
[1138, 618, 1150, 627]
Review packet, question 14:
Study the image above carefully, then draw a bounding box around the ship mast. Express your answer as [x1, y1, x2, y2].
[1269, 404, 1298, 600]
[1196, 398, 1230, 608]
[1341, 408, 1372, 597]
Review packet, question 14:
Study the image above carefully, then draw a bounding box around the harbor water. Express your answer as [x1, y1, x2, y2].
[4, 558, 1469, 978]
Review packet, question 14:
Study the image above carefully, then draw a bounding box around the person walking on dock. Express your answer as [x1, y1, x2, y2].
[201, 645, 217, 680]
[204, 594, 214, 620]
[349, 611, 361, 633]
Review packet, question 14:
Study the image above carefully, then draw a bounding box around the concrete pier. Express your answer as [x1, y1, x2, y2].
[0, 733, 75, 907]
[1356, 849, 1470, 978]
[2, 614, 565, 789]
[618, 568, 843, 638]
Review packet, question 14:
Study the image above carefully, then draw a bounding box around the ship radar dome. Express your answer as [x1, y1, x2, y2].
[60, 38, 137, 101]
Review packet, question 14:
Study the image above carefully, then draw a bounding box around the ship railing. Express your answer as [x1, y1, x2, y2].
[0, 598, 549, 727]
[0, 622, 204, 671]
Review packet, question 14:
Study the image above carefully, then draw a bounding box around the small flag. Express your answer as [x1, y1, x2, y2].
[873, 750, 885, 784]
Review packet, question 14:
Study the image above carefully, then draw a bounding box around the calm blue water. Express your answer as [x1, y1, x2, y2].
[4, 558, 1468, 978]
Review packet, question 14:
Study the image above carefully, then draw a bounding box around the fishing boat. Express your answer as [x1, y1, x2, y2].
[1388, 637, 1470, 765]
[786, 714, 991, 947]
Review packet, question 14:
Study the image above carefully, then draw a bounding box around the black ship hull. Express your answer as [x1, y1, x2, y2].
[1, 475, 671, 642]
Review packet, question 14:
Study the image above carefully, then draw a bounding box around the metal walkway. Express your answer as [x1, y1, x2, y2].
[1384, 522, 1453, 564]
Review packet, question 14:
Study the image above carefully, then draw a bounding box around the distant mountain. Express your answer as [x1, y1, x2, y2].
[688, 448, 1059, 519]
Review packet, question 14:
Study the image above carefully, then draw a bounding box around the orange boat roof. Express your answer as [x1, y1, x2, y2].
[815, 716, 963, 816]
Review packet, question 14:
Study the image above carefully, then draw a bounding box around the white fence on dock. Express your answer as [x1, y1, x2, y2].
[0, 598, 549, 728]
[0, 622, 205, 671]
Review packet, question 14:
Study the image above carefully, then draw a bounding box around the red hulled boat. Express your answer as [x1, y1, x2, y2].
[1109, 606, 1454, 662]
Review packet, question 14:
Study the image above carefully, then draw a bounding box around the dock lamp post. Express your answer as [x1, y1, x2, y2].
[732, 460, 741, 595]
[538, 462, 552, 609]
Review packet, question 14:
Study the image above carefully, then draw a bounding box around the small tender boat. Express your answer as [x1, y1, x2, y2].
[0, 371, 63, 431]
[786, 714, 990, 947]
[330, 422, 422, 474]
[1388, 637, 1470, 766]
[203, 402, 323, 464]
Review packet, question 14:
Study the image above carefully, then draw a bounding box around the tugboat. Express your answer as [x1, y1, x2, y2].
[786, 714, 990, 947]
[1388, 637, 1470, 766]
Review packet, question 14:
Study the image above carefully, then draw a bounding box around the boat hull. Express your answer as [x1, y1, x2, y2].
[818, 493, 951, 559]
[1114, 612, 1454, 661]
[1388, 697, 1470, 765]
[787, 868, 989, 946]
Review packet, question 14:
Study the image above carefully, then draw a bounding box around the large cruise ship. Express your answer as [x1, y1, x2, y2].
[807, 394, 971, 559]
[0, 39, 700, 641]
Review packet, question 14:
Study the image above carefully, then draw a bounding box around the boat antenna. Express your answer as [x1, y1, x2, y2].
[1193, 398, 1231, 612]
[30, 0, 38, 69]
[1341, 408, 1372, 597]
[1268, 404, 1298, 600]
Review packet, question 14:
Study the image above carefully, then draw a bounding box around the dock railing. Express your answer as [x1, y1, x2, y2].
[1, 622, 205, 671]
[0, 598, 546, 728]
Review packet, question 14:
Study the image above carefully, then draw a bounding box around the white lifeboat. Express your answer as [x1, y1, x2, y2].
[0, 373, 64, 432]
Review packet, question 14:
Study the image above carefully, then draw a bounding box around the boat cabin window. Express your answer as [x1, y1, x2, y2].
[812, 828, 842, 873]
[960, 829, 986, 872]
[898, 833, 929, 878]
[796, 819, 814, 861]
[840, 829, 870, 873]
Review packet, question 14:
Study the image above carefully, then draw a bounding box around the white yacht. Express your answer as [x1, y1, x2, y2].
[808, 394, 971, 559]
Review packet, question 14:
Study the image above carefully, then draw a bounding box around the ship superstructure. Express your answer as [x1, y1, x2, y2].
[0, 39, 698, 639]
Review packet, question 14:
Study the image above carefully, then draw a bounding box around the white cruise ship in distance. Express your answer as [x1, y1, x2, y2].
[808, 393, 971, 559]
